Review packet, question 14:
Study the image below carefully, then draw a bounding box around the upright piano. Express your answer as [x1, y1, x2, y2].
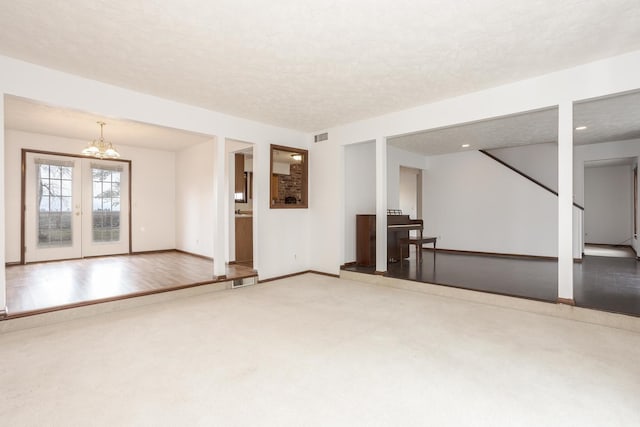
[356, 214, 424, 267]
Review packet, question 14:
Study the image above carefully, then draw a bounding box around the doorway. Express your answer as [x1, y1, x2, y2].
[399, 166, 422, 237]
[583, 157, 636, 254]
[23, 150, 131, 263]
[233, 146, 254, 267]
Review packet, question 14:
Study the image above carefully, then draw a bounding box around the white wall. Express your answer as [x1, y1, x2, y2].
[574, 138, 640, 253]
[574, 139, 640, 205]
[128, 145, 176, 253]
[487, 142, 558, 192]
[399, 166, 420, 219]
[343, 141, 376, 263]
[423, 150, 558, 256]
[387, 145, 427, 211]
[175, 140, 214, 257]
[4, 129, 176, 262]
[250, 140, 310, 279]
[584, 165, 632, 245]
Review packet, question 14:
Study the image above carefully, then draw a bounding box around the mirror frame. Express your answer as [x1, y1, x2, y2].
[270, 144, 308, 209]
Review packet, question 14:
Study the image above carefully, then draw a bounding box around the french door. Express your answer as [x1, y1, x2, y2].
[24, 152, 130, 263]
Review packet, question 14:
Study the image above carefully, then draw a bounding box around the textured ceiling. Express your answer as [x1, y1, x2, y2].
[4, 95, 212, 151]
[389, 89, 640, 156]
[574, 90, 640, 144]
[388, 108, 559, 156]
[0, 0, 639, 131]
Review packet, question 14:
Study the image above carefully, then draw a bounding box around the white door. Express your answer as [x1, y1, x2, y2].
[25, 153, 82, 262]
[24, 153, 130, 262]
[81, 160, 130, 257]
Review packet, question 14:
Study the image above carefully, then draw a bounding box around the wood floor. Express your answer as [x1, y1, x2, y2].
[5, 251, 257, 317]
[343, 248, 640, 317]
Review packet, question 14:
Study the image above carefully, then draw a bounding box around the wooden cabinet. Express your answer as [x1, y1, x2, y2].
[356, 215, 376, 266]
[235, 216, 253, 263]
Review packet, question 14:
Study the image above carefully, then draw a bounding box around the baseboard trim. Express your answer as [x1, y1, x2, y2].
[430, 248, 558, 261]
[308, 270, 340, 278]
[585, 243, 634, 248]
[557, 298, 576, 306]
[8, 250, 214, 267]
[375, 270, 386, 276]
[258, 270, 340, 283]
[129, 249, 175, 256]
[258, 271, 307, 283]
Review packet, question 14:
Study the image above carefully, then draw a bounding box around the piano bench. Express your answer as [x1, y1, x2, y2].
[399, 237, 437, 262]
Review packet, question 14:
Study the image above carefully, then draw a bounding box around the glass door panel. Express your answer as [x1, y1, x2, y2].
[82, 160, 129, 257]
[25, 154, 82, 262]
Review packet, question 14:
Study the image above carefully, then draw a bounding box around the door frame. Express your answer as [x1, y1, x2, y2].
[20, 148, 132, 264]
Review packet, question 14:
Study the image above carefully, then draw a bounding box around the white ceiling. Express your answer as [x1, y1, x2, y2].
[389, 90, 640, 156]
[574, 90, 640, 144]
[4, 95, 212, 151]
[388, 108, 559, 156]
[0, 0, 639, 132]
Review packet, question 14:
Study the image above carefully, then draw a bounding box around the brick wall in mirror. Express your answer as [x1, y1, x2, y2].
[270, 144, 308, 209]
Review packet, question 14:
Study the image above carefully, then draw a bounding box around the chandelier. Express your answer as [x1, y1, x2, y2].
[82, 121, 120, 159]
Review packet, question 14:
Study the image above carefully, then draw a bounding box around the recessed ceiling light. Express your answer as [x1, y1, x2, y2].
[461, 144, 470, 148]
[575, 126, 587, 131]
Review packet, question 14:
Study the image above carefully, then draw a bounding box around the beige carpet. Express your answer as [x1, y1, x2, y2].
[1, 273, 639, 426]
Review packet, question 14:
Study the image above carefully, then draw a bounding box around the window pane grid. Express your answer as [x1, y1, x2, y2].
[92, 168, 121, 243]
[37, 164, 73, 248]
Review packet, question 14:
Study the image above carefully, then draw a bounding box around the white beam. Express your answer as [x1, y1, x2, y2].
[213, 135, 227, 278]
[558, 101, 574, 302]
[375, 137, 387, 273]
[0, 95, 5, 315]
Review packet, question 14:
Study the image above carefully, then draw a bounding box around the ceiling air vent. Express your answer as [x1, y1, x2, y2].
[314, 132, 328, 143]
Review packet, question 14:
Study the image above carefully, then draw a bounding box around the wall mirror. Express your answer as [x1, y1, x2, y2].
[270, 144, 308, 208]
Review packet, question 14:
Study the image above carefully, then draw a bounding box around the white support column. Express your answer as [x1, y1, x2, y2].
[375, 137, 388, 274]
[0, 96, 6, 315]
[558, 101, 574, 303]
[213, 135, 227, 278]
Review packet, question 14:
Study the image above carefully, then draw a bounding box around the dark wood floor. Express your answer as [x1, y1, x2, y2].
[574, 255, 640, 315]
[343, 249, 640, 317]
[5, 251, 257, 317]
